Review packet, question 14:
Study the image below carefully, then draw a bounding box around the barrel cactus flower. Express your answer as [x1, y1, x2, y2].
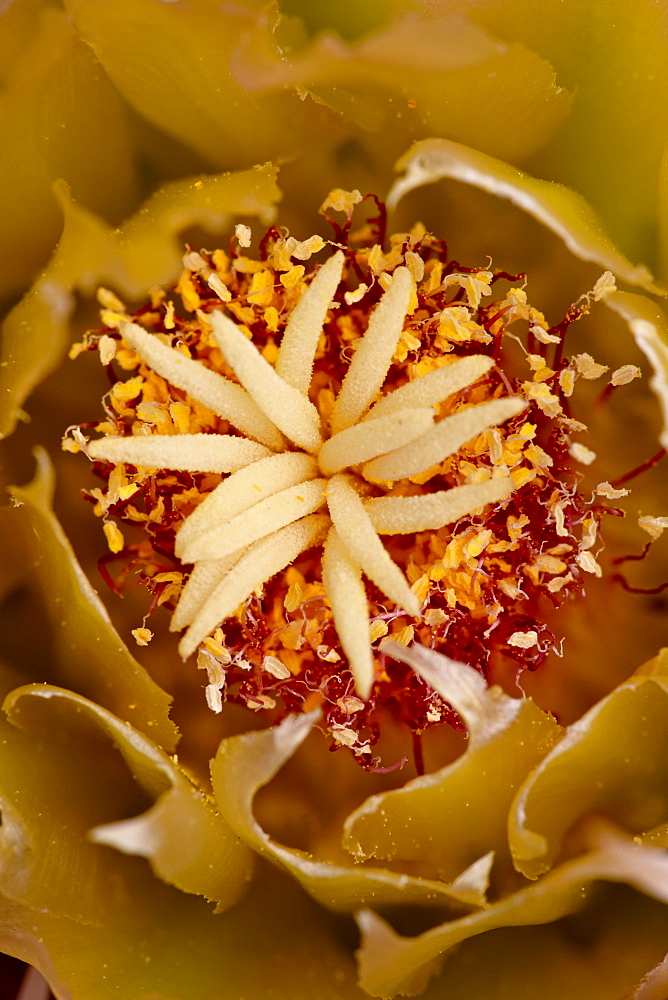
[0, 3, 667, 999]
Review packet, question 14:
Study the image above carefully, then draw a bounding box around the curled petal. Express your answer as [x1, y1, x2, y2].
[3, 448, 176, 749]
[604, 291, 668, 448]
[0, 4, 138, 303]
[0, 163, 281, 439]
[389, 138, 664, 294]
[344, 642, 562, 884]
[212, 710, 491, 913]
[449, 0, 668, 270]
[356, 822, 668, 999]
[234, 12, 572, 162]
[65, 0, 319, 168]
[632, 951, 668, 1000]
[0, 695, 367, 998]
[510, 649, 668, 879]
[4, 685, 252, 907]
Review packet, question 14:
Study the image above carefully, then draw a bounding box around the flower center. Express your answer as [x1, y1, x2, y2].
[64, 191, 634, 769]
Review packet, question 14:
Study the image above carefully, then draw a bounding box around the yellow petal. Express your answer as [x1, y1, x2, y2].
[64, 0, 317, 168]
[0, 695, 367, 998]
[344, 642, 561, 884]
[0, 4, 138, 302]
[0, 164, 280, 438]
[510, 649, 668, 879]
[460, 0, 668, 271]
[356, 826, 668, 999]
[234, 11, 572, 163]
[604, 291, 668, 449]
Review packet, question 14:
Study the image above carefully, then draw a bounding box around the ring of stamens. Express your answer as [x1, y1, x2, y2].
[85, 253, 525, 699]
[69, 206, 629, 767]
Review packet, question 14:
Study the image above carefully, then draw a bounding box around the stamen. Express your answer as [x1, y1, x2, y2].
[69, 197, 640, 765]
[326, 474, 421, 618]
[363, 397, 527, 482]
[612, 574, 668, 596]
[322, 527, 376, 700]
[275, 250, 345, 392]
[180, 479, 328, 563]
[87, 433, 272, 474]
[318, 408, 435, 476]
[121, 322, 286, 450]
[179, 514, 329, 659]
[330, 267, 413, 433]
[610, 447, 666, 488]
[210, 311, 323, 452]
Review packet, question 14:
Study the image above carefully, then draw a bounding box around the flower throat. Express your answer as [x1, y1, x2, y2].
[66, 189, 630, 770]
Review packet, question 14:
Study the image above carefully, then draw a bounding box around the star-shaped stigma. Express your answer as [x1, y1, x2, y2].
[86, 251, 525, 698]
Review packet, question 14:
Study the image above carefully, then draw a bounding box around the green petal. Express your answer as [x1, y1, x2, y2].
[0, 2, 138, 303]
[358, 887, 668, 1000]
[211, 710, 489, 912]
[388, 138, 663, 294]
[4, 683, 253, 907]
[2, 448, 178, 749]
[509, 649, 668, 879]
[342, 644, 562, 885]
[0, 163, 280, 439]
[0, 702, 367, 999]
[357, 820, 668, 998]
